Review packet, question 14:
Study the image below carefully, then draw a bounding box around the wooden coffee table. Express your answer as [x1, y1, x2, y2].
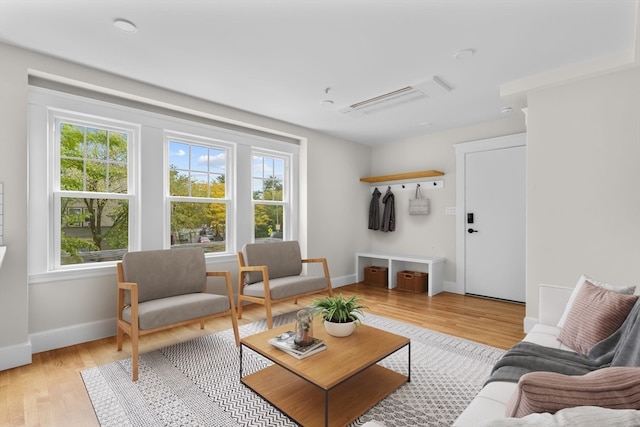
[240, 318, 410, 427]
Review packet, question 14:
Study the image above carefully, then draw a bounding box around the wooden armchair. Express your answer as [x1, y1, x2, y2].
[116, 247, 240, 381]
[236, 240, 333, 329]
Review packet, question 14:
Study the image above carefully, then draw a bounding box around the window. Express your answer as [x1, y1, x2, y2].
[28, 86, 299, 282]
[252, 152, 289, 242]
[168, 135, 230, 253]
[55, 118, 134, 266]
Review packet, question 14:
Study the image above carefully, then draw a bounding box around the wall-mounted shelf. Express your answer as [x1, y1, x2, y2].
[360, 170, 444, 183]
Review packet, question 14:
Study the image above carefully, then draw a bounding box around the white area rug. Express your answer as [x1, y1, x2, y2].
[81, 312, 505, 426]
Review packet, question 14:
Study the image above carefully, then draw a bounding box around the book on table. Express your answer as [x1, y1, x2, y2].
[268, 331, 326, 359]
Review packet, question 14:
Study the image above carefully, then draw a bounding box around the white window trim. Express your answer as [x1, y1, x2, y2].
[50, 111, 139, 272]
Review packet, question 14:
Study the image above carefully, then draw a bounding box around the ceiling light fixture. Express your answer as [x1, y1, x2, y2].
[321, 100, 334, 107]
[454, 48, 475, 60]
[114, 19, 137, 33]
[501, 106, 513, 114]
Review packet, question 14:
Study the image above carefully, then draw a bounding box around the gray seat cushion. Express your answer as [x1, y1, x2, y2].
[122, 293, 230, 330]
[243, 275, 328, 300]
[242, 241, 302, 285]
[122, 248, 206, 303]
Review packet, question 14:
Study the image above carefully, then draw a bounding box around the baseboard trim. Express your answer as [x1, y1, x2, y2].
[331, 274, 356, 289]
[30, 318, 116, 354]
[443, 280, 463, 294]
[0, 341, 32, 371]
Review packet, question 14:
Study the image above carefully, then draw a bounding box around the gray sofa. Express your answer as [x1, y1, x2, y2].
[116, 247, 239, 381]
[236, 240, 333, 328]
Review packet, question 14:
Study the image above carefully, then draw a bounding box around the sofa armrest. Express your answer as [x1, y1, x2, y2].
[538, 284, 573, 326]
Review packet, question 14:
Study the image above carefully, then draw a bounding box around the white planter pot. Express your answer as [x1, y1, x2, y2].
[324, 320, 356, 337]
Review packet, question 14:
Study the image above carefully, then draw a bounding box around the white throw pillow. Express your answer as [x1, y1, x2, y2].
[557, 274, 636, 328]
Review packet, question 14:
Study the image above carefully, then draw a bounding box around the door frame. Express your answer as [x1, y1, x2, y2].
[453, 133, 526, 295]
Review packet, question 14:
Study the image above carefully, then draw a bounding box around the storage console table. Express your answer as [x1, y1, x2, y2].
[355, 252, 445, 296]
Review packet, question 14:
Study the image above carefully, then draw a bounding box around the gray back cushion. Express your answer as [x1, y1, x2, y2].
[242, 241, 302, 284]
[122, 248, 206, 303]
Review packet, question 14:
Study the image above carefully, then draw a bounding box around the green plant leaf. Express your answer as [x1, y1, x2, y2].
[310, 293, 368, 324]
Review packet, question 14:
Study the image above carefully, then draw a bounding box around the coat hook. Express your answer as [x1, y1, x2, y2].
[401, 184, 405, 188]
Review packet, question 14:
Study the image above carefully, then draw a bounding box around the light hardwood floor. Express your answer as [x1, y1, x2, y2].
[0, 283, 525, 427]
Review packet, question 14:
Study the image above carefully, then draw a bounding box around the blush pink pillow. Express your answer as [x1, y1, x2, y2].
[558, 281, 638, 354]
[505, 367, 640, 418]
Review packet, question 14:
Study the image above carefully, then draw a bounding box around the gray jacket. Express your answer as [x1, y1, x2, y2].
[381, 188, 395, 232]
[368, 188, 381, 230]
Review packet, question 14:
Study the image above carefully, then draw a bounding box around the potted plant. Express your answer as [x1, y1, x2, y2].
[311, 294, 368, 337]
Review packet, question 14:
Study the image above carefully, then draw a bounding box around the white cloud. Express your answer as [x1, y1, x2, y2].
[198, 152, 225, 169]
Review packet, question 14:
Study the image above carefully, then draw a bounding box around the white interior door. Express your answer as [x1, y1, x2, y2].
[465, 145, 526, 302]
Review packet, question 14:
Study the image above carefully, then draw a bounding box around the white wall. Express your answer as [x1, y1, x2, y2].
[0, 43, 30, 368]
[0, 43, 370, 369]
[525, 65, 640, 319]
[2, 40, 638, 371]
[369, 117, 526, 285]
[305, 132, 373, 277]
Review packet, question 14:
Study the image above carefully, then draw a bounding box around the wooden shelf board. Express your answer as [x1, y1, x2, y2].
[360, 170, 444, 183]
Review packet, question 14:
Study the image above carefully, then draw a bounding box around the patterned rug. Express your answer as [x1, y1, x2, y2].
[81, 312, 505, 427]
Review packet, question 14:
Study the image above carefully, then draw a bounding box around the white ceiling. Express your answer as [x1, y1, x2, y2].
[0, 0, 637, 145]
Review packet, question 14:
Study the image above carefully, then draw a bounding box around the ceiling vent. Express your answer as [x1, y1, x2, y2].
[340, 76, 451, 118]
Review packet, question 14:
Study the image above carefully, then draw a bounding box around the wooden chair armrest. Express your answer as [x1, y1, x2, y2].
[207, 270, 237, 306]
[117, 281, 138, 323]
[302, 258, 327, 264]
[118, 281, 137, 290]
[238, 265, 268, 273]
[303, 258, 332, 283]
[238, 265, 269, 286]
[118, 282, 138, 302]
[206, 271, 230, 278]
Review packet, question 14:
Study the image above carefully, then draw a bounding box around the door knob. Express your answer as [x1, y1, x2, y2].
[467, 228, 478, 233]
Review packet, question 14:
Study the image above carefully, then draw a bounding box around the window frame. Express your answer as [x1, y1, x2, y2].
[251, 149, 292, 242]
[165, 130, 235, 254]
[51, 113, 137, 270]
[27, 85, 299, 283]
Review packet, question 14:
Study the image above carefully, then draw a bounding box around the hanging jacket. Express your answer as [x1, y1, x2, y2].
[381, 187, 395, 232]
[368, 187, 381, 230]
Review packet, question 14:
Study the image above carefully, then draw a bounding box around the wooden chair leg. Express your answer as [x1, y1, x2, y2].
[199, 320, 205, 329]
[264, 299, 273, 329]
[237, 298, 244, 319]
[230, 310, 240, 346]
[116, 325, 123, 351]
[131, 330, 139, 382]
